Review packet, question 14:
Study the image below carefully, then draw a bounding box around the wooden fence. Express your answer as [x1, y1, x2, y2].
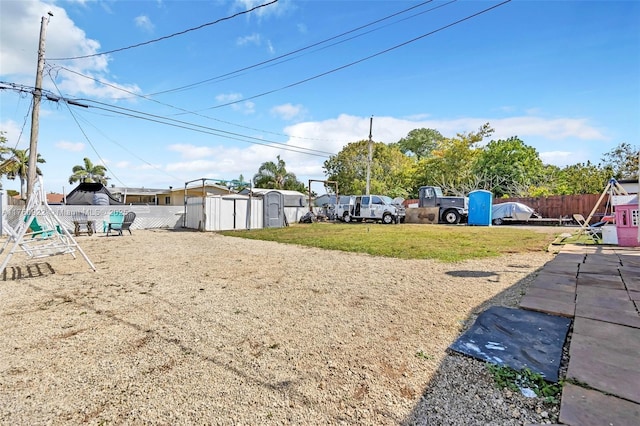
[405, 194, 609, 224]
[493, 194, 604, 222]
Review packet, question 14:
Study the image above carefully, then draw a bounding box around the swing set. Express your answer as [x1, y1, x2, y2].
[1, 177, 96, 275]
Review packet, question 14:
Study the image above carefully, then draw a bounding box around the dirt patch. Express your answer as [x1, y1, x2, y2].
[0, 229, 556, 424]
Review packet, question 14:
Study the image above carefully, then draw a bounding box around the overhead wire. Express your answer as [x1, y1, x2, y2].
[51, 66, 339, 145]
[42, 1, 511, 169]
[207, 0, 512, 110]
[47, 0, 450, 143]
[48, 75, 128, 187]
[72, 112, 188, 183]
[76, 99, 334, 158]
[5, 1, 511, 185]
[5, 74, 336, 163]
[141, 0, 442, 97]
[48, 0, 280, 61]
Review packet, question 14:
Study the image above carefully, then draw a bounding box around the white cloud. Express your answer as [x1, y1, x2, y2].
[236, 33, 261, 47]
[55, 141, 85, 152]
[271, 103, 305, 121]
[134, 15, 155, 33]
[216, 93, 243, 103]
[167, 144, 218, 160]
[232, 0, 291, 19]
[273, 113, 610, 182]
[236, 101, 255, 115]
[113, 161, 131, 169]
[213, 93, 254, 113]
[0, 1, 141, 99]
[489, 117, 607, 141]
[165, 159, 226, 174]
[0, 120, 26, 148]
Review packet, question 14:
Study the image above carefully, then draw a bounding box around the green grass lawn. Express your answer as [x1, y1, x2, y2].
[219, 223, 560, 262]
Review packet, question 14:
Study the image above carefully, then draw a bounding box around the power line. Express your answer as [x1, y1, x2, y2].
[50, 66, 340, 144]
[72, 112, 187, 184]
[74, 99, 335, 158]
[3, 77, 337, 158]
[48, 75, 128, 187]
[208, 0, 512, 110]
[143, 1, 442, 97]
[46, 0, 450, 144]
[48, 0, 279, 61]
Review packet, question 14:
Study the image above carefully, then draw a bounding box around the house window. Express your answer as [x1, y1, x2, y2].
[165, 196, 171, 205]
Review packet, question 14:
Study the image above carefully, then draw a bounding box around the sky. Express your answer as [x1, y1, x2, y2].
[0, 0, 638, 196]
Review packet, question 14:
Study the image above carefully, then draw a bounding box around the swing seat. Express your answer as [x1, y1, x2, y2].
[0, 176, 96, 275]
[21, 240, 77, 259]
[24, 215, 61, 239]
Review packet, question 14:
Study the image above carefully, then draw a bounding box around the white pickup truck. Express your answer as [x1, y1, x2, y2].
[336, 195, 405, 224]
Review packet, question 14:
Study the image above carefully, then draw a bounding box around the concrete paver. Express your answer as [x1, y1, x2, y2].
[530, 272, 577, 289]
[559, 383, 640, 426]
[575, 304, 640, 328]
[567, 334, 640, 403]
[519, 294, 575, 317]
[576, 274, 626, 290]
[523, 245, 640, 425]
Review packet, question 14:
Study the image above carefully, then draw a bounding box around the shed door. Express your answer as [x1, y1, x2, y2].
[263, 191, 284, 228]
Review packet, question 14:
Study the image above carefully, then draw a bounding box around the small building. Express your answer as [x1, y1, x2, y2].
[109, 182, 234, 206]
[240, 188, 308, 224]
[618, 179, 639, 195]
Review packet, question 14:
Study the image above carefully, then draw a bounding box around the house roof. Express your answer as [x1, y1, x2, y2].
[109, 186, 169, 196]
[241, 188, 306, 196]
[47, 193, 64, 204]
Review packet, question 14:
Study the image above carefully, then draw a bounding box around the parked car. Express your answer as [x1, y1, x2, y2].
[491, 202, 539, 225]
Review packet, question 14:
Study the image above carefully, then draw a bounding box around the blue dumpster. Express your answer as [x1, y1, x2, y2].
[468, 190, 493, 226]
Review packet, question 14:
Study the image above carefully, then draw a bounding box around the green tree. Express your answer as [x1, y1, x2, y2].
[393, 128, 444, 160]
[0, 131, 10, 181]
[3, 148, 46, 199]
[323, 140, 414, 197]
[69, 158, 109, 185]
[601, 142, 639, 180]
[555, 162, 612, 194]
[473, 137, 545, 197]
[253, 155, 306, 192]
[414, 123, 494, 196]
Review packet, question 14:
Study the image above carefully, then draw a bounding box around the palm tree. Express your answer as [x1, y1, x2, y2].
[253, 155, 303, 190]
[3, 148, 45, 200]
[69, 157, 109, 185]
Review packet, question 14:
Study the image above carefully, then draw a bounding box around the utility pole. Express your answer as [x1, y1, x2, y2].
[27, 12, 52, 201]
[365, 116, 373, 195]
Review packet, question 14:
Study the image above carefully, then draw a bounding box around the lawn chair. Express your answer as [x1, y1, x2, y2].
[572, 214, 602, 242]
[106, 211, 125, 236]
[24, 215, 57, 239]
[119, 212, 136, 236]
[72, 211, 94, 236]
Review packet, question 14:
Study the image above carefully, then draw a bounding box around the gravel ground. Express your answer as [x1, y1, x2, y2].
[0, 228, 559, 425]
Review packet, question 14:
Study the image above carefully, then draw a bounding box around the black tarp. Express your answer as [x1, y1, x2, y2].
[65, 183, 123, 205]
[449, 306, 571, 382]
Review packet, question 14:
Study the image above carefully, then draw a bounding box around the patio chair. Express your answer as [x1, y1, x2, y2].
[572, 214, 602, 242]
[119, 212, 136, 236]
[24, 215, 57, 239]
[106, 211, 125, 236]
[72, 211, 94, 236]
